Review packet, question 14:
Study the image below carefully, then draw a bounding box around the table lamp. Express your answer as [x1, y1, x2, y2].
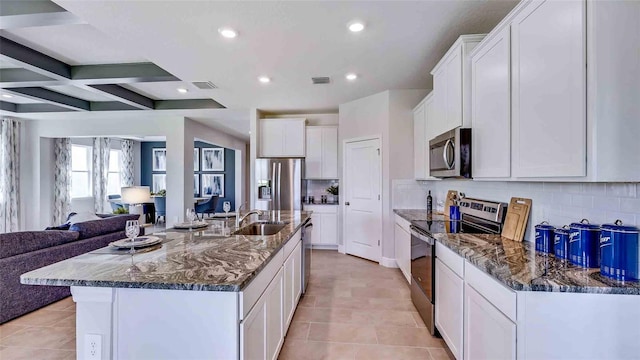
[121, 186, 151, 223]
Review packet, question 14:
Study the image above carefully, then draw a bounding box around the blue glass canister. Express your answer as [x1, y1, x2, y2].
[600, 220, 640, 281]
[554, 226, 570, 259]
[569, 219, 601, 268]
[535, 222, 555, 253]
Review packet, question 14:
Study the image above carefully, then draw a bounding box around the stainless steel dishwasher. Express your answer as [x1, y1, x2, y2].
[301, 218, 312, 294]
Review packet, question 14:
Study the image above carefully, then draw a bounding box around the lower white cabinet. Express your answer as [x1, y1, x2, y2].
[464, 284, 516, 360]
[304, 205, 338, 247]
[283, 241, 302, 331]
[265, 268, 283, 360]
[394, 215, 411, 283]
[241, 280, 269, 360]
[435, 259, 464, 360]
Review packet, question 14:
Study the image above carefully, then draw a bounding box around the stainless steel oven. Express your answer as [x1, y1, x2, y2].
[410, 225, 436, 335]
[429, 127, 472, 178]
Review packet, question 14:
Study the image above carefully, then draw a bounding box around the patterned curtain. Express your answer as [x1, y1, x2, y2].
[120, 139, 135, 187]
[92, 137, 111, 213]
[0, 118, 20, 233]
[53, 138, 72, 225]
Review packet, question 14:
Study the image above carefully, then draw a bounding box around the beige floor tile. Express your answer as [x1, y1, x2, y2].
[45, 297, 75, 312]
[279, 339, 358, 360]
[305, 286, 352, 298]
[411, 312, 427, 328]
[369, 298, 417, 311]
[351, 287, 410, 300]
[285, 322, 311, 340]
[7, 309, 73, 327]
[298, 295, 316, 308]
[0, 346, 75, 360]
[375, 326, 444, 348]
[314, 296, 370, 310]
[1, 326, 75, 350]
[0, 324, 29, 340]
[428, 347, 456, 360]
[354, 344, 434, 360]
[50, 314, 76, 328]
[307, 323, 377, 344]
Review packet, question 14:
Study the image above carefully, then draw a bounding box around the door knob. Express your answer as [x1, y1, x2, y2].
[345, 202, 350, 206]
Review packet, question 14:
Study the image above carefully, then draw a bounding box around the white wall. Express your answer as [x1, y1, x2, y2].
[393, 179, 640, 241]
[19, 116, 247, 230]
[263, 113, 338, 126]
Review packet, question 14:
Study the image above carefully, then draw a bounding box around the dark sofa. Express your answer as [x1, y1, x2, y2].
[0, 214, 142, 324]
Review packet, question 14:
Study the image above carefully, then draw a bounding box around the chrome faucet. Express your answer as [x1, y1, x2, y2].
[236, 203, 263, 228]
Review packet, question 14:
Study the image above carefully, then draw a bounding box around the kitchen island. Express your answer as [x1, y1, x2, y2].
[21, 210, 311, 360]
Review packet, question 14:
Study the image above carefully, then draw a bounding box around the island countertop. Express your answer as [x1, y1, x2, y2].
[21, 211, 311, 292]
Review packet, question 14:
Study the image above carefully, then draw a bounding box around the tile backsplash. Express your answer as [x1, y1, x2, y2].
[393, 179, 639, 241]
[305, 179, 339, 203]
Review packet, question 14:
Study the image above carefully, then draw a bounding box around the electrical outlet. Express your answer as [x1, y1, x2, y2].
[84, 334, 102, 360]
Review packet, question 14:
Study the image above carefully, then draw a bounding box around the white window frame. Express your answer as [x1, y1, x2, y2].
[107, 149, 122, 195]
[71, 144, 92, 199]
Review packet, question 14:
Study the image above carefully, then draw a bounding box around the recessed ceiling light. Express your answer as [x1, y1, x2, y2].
[177, 88, 188, 93]
[1, 94, 13, 99]
[218, 27, 237, 38]
[346, 73, 358, 81]
[348, 21, 365, 32]
[258, 76, 271, 83]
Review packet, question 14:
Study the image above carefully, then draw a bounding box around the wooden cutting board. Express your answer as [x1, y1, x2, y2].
[444, 190, 458, 218]
[501, 197, 532, 242]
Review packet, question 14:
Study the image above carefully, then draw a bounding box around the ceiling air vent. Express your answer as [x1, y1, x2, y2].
[312, 77, 331, 85]
[192, 81, 218, 89]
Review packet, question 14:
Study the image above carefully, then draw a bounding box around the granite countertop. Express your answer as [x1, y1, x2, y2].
[393, 209, 446, 222]
[21, 211, 311, 292]
[433, 232, 640, 295]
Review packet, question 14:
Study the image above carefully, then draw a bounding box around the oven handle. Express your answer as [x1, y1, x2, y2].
[410, 226, 434, 245]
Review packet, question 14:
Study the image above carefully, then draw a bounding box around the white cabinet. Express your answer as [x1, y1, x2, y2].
[394, 215, 411, 283]
[471, 26, 511, 178]
[511, 0, 586, 177]
[259, 118, 306, 157]
[430, 35, 484, 136]
[304, 205, 338, 248]
[413, 100, 427, 179]
[305, 126, 338, 179]
[464, 284, 516, 360]
[241, 285, 267, 360]
[265, 269, 283, 360]
[283, 241, 302, 331]
[435, 259, 464, 360]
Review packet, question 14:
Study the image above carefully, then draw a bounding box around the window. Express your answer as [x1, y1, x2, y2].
[107, 149, 122, 195]
[71, 145, 91, 198]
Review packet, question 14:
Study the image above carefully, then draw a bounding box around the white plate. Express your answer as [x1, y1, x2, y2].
[173, 221, 208, 229]
[109, 236, 162, 249]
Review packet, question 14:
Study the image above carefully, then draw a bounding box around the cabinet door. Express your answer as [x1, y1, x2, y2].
[445, 48, 463, 132]
[394, 222, 411, 283]
[305, 127, 323, 178]
[464, 284, 516, 360]
[321, 127, 338, 179]
[310, 213, 322, 245]
[511, 0, 586, 177]
[283, 252, 295, 332]
[435, 259, 464, 359]
[471, 27, 511, 178]
[320, 213, 338, 245]
[241, 296, 266, 360]
[283, 120, 305, 157]
[432, 69, 447, 137]
[413, 102, 427, 179]
[260, 121, 283, 157]
[265, 269, 283, 360]
[424, 93, 435, 175]
[292, 241, 302, 304]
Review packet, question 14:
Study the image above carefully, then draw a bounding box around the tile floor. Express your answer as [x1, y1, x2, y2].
[0, 250, 452, 360]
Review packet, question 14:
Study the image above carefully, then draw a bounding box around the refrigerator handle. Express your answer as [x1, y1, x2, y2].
[277, 162, 282, 210]
[271, 162, 277, 209]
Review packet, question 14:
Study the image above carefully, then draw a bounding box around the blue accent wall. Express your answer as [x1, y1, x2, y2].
[141, 141, 235, 212]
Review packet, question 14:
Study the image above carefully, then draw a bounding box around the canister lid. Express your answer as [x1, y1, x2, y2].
[535, 221, 555, 231]
[602, 220, 639, 233]
[570, 219, 600, 231]
[554, 227, 569, 235]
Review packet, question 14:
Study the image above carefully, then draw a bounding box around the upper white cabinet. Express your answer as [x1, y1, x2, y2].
[414, 92, 438, 180]
[260, 118, 306, 158]
[430, 35, 485, 137]
[305, 126, 338, 179]
[511, 0, 586, 178]
[471, 26, 511, 178]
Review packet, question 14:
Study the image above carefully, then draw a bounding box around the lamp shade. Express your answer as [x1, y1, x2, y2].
[121, 186, 151, 204]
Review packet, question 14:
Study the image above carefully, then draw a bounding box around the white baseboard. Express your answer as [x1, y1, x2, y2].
[311, 244, 339, 250]
[380, 257, 399, 268]
[338, 245, 345, 254]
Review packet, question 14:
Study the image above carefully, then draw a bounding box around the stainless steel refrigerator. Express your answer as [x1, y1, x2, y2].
[255, 158, 305, 211]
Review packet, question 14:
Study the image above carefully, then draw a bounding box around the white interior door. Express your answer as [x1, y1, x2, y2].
[344, 137, 382, 262]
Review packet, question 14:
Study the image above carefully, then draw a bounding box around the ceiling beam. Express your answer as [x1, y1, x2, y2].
[0, 36, 71, 80]
[154, 99, 225, 110]
[3, 87, 89, 111]
[71, 63, 178, 84]
[16, 103, 76, 113]
[89, 102, 142, 111]
[0, 101, 17, 112]
[84, 84, 154, 110]
[0, 68, 61, 87]
[0, 12, 85, 30]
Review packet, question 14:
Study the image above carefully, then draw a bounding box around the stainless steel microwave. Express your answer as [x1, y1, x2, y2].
[429, 127, 472, 178]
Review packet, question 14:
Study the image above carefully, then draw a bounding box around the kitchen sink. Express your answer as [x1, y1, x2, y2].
[233, 221, 288, 236]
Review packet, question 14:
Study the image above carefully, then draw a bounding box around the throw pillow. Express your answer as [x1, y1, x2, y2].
[68, 212, 102, 225]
